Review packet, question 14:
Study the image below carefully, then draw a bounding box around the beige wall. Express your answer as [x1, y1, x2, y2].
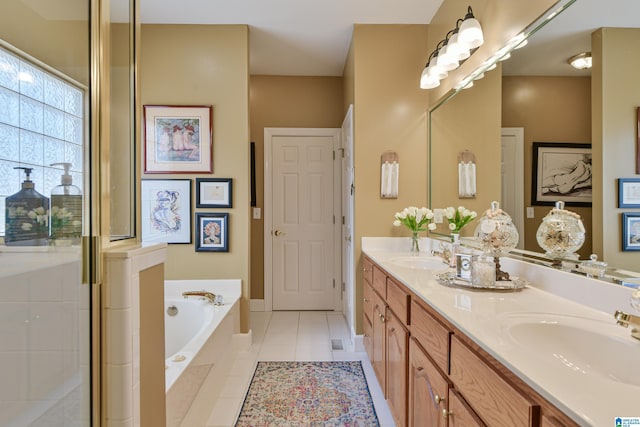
[249, 75, 344, 299]
[503, 76, 592, 259]
[140, 24, 251, 331]
[0, 0, 89, 86]
[592, 28, 640, 270]
[352, 24, 429, 333]
[428, 0, 557, 104]
[430, 64, 502, 229]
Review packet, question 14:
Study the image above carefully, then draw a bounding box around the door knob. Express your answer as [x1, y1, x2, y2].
[345, 235, 352, 242]
[273, 229, 286, 237]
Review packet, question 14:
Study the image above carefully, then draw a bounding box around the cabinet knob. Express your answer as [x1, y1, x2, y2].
[416, 366, 424, 372]
[389, 327, 396, 333]
[442, 409, 451, 419]
[363, 298, 369, 303]
[379, 314, 386, 323]
[434, 394, 445, 404]
[363, 267, 370, 272]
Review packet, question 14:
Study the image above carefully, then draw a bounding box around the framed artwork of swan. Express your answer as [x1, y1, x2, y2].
[143, 105, 213, 173]
[531, 142, 592, 207]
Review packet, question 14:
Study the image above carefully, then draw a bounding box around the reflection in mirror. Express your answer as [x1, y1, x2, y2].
[109, 0, 136, 240]
[428, 0, 640, 284]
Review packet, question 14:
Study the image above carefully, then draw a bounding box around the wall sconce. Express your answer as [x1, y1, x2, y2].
[568, 52, 592, 70]
[420, 6, 484, 90]
[380, 151, 399, 199]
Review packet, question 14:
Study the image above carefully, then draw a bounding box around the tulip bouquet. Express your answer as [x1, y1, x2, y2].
[444, 206, 477, 234]
[393, 206, 436, 253]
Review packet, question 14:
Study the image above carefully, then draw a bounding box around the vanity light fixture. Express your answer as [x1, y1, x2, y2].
[568, 52, 592, 70]
[419, 5, 484, 90]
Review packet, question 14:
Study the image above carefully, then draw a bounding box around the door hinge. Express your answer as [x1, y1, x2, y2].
[333, 150, 336, 160]
[333, 279, 336, 289]
[342, 281, 345, 292]
[342, 215, 345, 225]
[333, 215, 335, 224]
[339, 147, 345, 158]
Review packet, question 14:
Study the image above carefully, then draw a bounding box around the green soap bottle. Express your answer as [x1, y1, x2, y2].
[49, 163, 82, 245]
[5, 167, 50, 246]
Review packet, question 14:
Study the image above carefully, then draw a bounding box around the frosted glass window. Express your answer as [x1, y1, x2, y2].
[0, 46, 85, 235]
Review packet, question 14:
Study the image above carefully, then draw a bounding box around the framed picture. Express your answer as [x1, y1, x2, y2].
[195, 212, 229, 252]
[618, 178, 640, 208]
[196, 178, 232, 208]
[622, 212, 640, 251]
[141, 179, 192, 244]
[143, 105, 213, 173]
[531, 142, 592, 206]
[637, 107, 640, 174]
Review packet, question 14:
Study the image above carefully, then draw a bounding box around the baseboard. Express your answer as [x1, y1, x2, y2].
[233, 330, 253, 352]
[353, 334, 365, 352]
[250, 299, 265, 311]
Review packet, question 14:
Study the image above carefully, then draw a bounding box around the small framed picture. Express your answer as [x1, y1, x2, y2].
[143, 105, 213, 173]
[618, 178, 640, 208]
[196, 178, 232, 208]
[622, 212, 640, 251]
[195, 212, 229, 252]
[141, 179, 192, 244]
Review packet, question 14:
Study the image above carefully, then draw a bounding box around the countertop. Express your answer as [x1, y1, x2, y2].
[363, 237, 639, 427]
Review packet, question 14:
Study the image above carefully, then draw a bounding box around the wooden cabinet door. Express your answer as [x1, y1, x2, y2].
[387, 310, 409, 427]
[448, 389, 486, 427]
[363, 315, 373, 361]
[372, 290, 387, 394]
[408, 338, 448, 427]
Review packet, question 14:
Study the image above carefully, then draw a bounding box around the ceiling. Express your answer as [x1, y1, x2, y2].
[139, 0, 444, 76]
[503, 0, 640, 76]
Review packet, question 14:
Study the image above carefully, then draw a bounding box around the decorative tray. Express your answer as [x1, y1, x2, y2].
[435, 271, 528, 291]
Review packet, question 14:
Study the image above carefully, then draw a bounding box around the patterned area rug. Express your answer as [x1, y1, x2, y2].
[235, 361, 380, 427]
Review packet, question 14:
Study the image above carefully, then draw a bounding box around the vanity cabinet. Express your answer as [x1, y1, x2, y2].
[362, 255, 581, 427]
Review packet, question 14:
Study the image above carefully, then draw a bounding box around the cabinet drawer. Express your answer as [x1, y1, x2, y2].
[410, 299, 451, 374]
[372, 264, 387, 298]
[387, 276, 410, 326]
[363, 257, 373, 285]
[363, 280, 374, 324]
[450, 336, 539, 427]
[448, 389, 486, 427]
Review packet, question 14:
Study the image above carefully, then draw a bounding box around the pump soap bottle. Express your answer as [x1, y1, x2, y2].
[49, 163, 82, 245]
[5, 167, 50, 246]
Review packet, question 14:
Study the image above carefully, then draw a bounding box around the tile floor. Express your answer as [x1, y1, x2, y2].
[201, 311, 395, 427]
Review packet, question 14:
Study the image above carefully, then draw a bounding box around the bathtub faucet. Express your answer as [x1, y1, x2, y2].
[182, 291, 217, 304]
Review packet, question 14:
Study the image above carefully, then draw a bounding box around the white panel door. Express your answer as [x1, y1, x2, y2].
[271, 134, 336, 310]
[501, 127, 525, 249]
[341, 105, 355, 334]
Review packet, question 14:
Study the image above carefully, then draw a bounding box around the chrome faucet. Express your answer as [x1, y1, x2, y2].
[614, 310, 640, 341]
[182, 291, 217, 304]
[431, 242, 453, 265]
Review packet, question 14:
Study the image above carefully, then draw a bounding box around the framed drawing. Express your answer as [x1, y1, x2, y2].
[143, 105, 213, 173]
[196, 178, 232, 208]
[622, 212, 640, 251]
[195, 212, 229, 252]
[141, 179, 192, 244]
[637, 107, 640, 174]
[618, 178, 640, 208]
[531, 142, 592, 206]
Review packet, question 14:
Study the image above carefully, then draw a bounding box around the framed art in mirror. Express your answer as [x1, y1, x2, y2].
[195, 212, 229, 252]
[622, 212, 640, 251]
[618, 178, 640, 208]
[141, 179, 192, 244]
[144, 105, 213, 173]
[531, 142, 592, 206]
[196, 178, 232, 208]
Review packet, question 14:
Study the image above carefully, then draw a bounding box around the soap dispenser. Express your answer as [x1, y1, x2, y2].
[49, 163, 82, 245]
[5, 167, 50, 246]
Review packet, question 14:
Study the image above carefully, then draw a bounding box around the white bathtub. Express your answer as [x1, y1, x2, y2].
[164, 279, 241, 397]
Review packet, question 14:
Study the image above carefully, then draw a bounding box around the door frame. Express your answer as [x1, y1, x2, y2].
[341, 105, 355, 336]
[501, 127, 525, 248]
[264, 127, 342, 311]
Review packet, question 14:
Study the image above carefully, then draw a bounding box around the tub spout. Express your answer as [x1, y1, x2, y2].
[182, 291, 217, 304]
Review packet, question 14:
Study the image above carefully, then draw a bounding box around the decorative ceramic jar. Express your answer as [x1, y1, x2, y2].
[474, 201, 519, 280]
[536, 201, 585, 263]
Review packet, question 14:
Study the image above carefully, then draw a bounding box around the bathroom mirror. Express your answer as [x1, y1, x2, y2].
[428, 0, 640, 283]
[109, 0, 137, 240]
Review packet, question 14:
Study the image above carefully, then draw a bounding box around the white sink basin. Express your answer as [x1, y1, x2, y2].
[387, 256, 446, 270]
[503, 313, 640, 387]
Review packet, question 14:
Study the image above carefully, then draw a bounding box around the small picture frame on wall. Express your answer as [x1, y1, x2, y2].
[196, 178, 232, 208]
[141, 179, 192, 244]
[195, 212, 229, 252]
[618, 178, 640, 208]
[143, 105, 213, 173]
[622, 212, 640, 251]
